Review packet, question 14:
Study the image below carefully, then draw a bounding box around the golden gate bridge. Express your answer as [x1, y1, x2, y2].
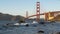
[25, 1, 60, 22]
[11, 1, 60, 22]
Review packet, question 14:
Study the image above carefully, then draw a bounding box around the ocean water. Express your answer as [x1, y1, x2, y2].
[0, 21, 60, 34]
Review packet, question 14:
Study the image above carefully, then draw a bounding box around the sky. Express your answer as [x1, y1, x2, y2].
[0, 0, 60, 17]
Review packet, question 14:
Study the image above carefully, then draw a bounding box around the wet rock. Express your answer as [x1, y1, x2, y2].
[39, 22, 45, 24]
[37, 30, 44, 33]
[56, 32, 60, 34]
[25, 24, 29, 27]
[52, 32, 60, 34]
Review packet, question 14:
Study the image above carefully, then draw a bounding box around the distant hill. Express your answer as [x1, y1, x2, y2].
[49, 14, 60, 21]
[0, 13, 25, 22]
[53, 15, 60, 21]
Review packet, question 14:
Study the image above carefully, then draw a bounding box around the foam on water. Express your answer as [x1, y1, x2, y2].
[0, 21, 60, 34]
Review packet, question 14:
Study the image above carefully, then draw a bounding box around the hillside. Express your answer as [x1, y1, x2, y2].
[0, 13, 25, 22]
[50, 14, 60, 21]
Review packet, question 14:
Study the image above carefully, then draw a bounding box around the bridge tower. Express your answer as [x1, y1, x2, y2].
[36, 2, 40, 22]
[26, 11, 28, 18]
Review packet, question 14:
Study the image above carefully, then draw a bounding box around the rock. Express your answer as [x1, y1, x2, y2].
[37, 30, 44, 33]
[25, 24, 29, 27]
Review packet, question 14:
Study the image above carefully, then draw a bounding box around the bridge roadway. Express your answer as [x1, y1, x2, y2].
[27, 11, 60, 18]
